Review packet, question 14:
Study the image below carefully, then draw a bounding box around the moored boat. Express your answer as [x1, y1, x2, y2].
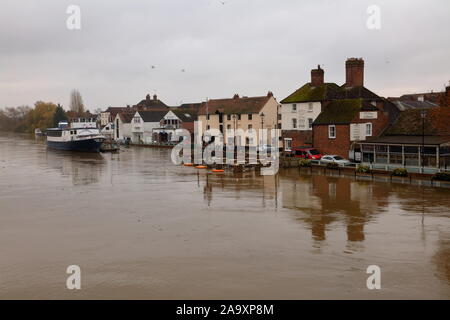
[46, 121, 105, 153]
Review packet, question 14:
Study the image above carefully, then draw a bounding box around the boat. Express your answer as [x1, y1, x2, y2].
[34, 128, 45, 137]
[46, 121, 106, 153]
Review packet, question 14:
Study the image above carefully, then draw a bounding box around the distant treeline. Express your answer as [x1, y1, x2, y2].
[0, 89, 89, 133]
[0, 102, 69, 133]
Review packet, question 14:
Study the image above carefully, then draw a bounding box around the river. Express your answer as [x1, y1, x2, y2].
[0, 133, 449, 299]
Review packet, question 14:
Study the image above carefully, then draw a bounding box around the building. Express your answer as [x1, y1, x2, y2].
[313, 99, 390, 159]
[359, 106, 450, 169]
[130, 110, 169, 144]
[280, 65, 343, 150]
[113, 112, 134, 141]
[311, 58, 400, 159]
[197, 92, 280, 147]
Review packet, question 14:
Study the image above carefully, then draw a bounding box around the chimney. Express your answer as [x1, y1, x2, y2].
[267, 91, 274, 97]
[445, 85, 450, 107]
[233, 94, 240, 99]
[345, 58, 364, 87]
[311, 65, 324, 87]
[153, 94, 157, 101]
[146, 94, 151, 102]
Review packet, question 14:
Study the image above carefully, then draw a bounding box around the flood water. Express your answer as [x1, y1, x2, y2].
[0, 133, 449, 299]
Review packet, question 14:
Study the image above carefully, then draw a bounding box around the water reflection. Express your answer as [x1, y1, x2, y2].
[45, 149, 105, 186]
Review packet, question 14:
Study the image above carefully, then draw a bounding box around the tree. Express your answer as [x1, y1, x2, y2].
[53, 104, 68, 127]
[25, 101, 57, 133]
[69, 89, 85, 116]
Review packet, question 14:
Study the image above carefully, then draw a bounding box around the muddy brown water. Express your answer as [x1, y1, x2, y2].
[0, 133, 449, 299]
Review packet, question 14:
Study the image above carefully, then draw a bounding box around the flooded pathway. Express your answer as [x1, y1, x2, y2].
[0, 134, 449, 299]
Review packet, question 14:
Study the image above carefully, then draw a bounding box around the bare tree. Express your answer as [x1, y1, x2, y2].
[70, 89, 85, 116]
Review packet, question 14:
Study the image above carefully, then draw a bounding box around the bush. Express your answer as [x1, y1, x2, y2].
[433, 172, 450, 181]
[356, 165, 371, 173]
[392, 168, 408, 177]
[326, 162, 339, 170]
[299, 159, 312, 167]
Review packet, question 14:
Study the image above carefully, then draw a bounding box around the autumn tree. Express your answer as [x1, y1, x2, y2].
[25, 101, 57, 133]
[69, 89, 85, 116]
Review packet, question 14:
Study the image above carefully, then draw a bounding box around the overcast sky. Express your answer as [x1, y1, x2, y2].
[0, 0, 449, 110]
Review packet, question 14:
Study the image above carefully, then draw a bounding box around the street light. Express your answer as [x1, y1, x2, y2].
[420, 110, 427, 169]
[260, 112, 265, 147]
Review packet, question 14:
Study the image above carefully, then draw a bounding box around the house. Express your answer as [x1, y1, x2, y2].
[359, 102, 450, 169]
[100, 106, 131, 127]
[313, 99, 390, 159]
[311, 58, 400, 159]
[280, 65, 344, 150]
[197, 92, 280, 147]
[113, 112, 134, 141]
[130, 110, 169, 144]
[135, 94, 168, 110]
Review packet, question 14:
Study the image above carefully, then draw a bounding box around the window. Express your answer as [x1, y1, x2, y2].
[248, 114, 253, 120]
[299, 119, 306, 128]
[237, 114, 241, 120]
[366, 123, 372, 136]
[133, 117, 140, 123]
[292, 118, 297, 129]
[227, 124, 231, 130]
[284, 138, 292, 151]
[227, 114, 231, 121]
[206, 114, 210, 120]
[328, 125, 336, 138]
[308, 103, 313, 112]
[248, 124, 252, 130]
[206, 125, 210, 130]
[292, 104, 297, 112]
[278, 114, 282, 121]
[308, 118, 313, 129]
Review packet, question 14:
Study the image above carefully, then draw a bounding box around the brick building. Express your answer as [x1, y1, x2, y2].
[312, 58, 399, 159]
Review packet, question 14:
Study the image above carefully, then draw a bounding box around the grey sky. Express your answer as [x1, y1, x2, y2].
[0, 0, 449, 110]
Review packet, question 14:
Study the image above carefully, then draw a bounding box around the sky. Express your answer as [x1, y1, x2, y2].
[0, 0, 449, 110]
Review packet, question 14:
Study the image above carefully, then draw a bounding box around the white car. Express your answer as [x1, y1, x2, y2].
[320, 155, 351, 166]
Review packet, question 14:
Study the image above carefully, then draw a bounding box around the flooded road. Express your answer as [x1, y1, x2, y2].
[0, 133, 449, 299]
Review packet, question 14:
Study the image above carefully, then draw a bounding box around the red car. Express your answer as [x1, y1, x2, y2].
[290, 147, 322, 160]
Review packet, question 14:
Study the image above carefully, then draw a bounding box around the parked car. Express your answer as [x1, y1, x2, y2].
[320, 155, 351, 166]
[290, 147, 322, 160]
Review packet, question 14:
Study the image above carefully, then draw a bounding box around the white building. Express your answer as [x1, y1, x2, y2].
[280, 65, 342, 149]
[131, 110, 171, 144]
[113, 113, 133, 141]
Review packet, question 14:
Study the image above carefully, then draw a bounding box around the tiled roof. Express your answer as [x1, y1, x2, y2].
[198, 96, 270, 115]
[363, 135, 450, 145]
[384, 107, 450, 136]
[280, 83, 342, 104]
[118, 112, 134, 124]
[313, 99, 374, 125]
[171, 108, 198, 122]
[392, 100, 438, 111]
[137, 110, 169, 123]
[340, 85, 383, 101]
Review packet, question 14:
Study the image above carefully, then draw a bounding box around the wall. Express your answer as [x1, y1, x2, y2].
[281, 101, 321, 130]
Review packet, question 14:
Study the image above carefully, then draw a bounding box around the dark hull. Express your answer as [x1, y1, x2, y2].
[47, 139, 103, 153]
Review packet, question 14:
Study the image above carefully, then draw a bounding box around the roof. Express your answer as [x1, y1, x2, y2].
[117, 112, 134, 124]
[392, 100, 439, 111]
[137, 110, 169, 122]
[313, 99, 375, 125]
[362, 135, 450, 146]
[280, 83, 343, 104]
[136, 95, 168, 109]
[198, 95, 271, 115]
[340, 85, 383, 101]
[399, 92, 445, 105]
[384, 107, 450, 136]
[171, 108, 198, 122]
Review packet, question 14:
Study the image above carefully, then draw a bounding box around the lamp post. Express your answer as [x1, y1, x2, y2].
[420, 110, 427, 169]
[260, 112, 265, 147]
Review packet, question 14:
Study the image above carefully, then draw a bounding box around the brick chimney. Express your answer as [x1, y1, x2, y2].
[445, 85, 450, 107]
[153, 94, 158, 101]
[267, 91, 274, 97]
[345, 58, 364, 87]
[311, 65, 324, 87]
[233, 94, 240, 99]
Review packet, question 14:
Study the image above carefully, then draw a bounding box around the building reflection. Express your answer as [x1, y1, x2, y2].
[201, 170, 278, 207]
[282, 171, 390, 244]
[45, 150, 105, 186]
[432, 232, 450, 285]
